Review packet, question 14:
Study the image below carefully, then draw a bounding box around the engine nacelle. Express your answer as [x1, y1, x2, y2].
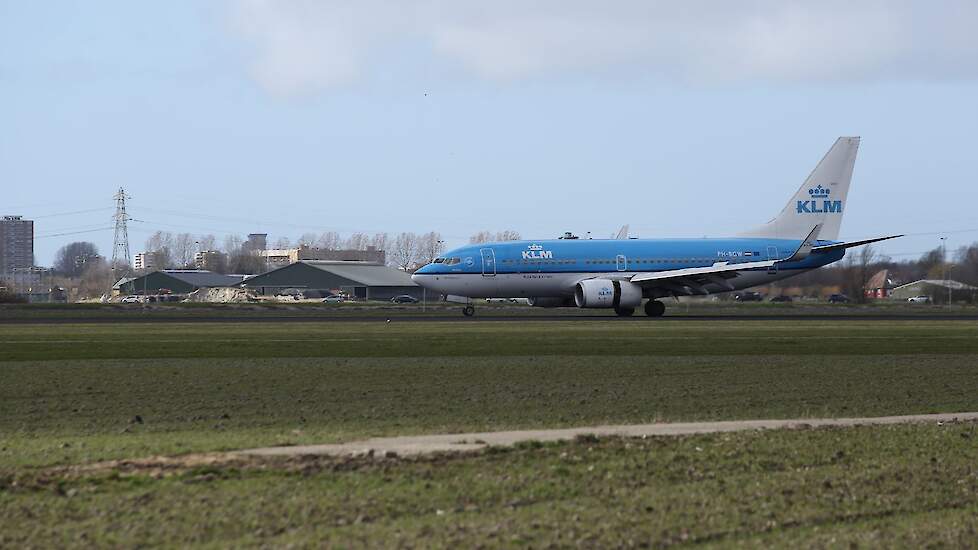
[575, 279, 643, 309]
[527, 297, 574, 308]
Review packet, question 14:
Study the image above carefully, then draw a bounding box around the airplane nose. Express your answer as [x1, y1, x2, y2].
[411, 274, 420, 283]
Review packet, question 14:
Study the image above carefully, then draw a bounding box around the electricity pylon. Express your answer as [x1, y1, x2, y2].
[111, 188, 131, 272]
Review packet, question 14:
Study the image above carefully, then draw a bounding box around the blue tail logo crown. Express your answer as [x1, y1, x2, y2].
[808, 185, 831, 198]
[798, 183, 841, 214]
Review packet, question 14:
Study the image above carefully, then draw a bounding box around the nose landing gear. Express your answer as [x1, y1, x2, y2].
[644, 300, 665, 317]
[462, 305, 475, 317]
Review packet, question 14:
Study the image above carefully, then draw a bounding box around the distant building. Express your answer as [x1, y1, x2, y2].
[114, 270, 245, 296]
[243, 233, 267, 253]
[194, 250, 228, 272]
[240, 260, 427, 301]
[0, 215, 34, 275]
[0, 266, 63, 303]
[259, 245, 386, 268]
[133, 252, 158, 271]
[889, 279, 978, 304]
[864, 269, 900, 299]
[6, 266, 51, 294]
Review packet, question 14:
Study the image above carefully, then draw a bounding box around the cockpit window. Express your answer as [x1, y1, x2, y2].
[443, 257, 461, 265]
[433, 258, 445, 263]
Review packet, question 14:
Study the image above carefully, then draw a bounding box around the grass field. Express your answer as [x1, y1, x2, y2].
[1, 299, 974, 321]
[4, 423, 978, 547]
[2, 317, 978, 546]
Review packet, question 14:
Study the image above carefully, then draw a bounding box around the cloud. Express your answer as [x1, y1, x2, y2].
[231, 0, 978, 95]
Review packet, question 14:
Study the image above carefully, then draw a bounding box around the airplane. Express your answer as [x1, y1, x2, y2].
[412, 137, 901, 317]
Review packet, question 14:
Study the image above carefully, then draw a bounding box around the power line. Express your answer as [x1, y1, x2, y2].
[129, 218, 243, 237]
[131, 205, 466, 239]
[903, 227, 978, 237]
[35, 221, 120, 233]
[31, 207, 115, 219]
[34, 227, 115, 239]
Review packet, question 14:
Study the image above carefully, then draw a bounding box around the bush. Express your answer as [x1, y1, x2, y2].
[0, 290, 27, 304]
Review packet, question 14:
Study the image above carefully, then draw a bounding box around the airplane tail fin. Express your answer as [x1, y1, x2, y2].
[738, 137, 859, 241]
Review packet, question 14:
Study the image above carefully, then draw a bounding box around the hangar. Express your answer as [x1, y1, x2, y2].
[114, 270, 245, 296]
[239, 261, 426, 301]
[889, 279, 977, 304]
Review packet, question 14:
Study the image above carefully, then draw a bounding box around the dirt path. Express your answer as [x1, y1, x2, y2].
[238, 411, 978, 458]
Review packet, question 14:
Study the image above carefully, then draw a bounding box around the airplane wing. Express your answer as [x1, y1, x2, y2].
[627, 230, 817, 294]
[628, 259, 776, 293]
[625, 230, 901, 295]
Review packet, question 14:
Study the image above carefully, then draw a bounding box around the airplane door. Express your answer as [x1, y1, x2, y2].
[480, 248, 496, 277]
[616, 254, 627, 271]
[767, 245, 779, 274]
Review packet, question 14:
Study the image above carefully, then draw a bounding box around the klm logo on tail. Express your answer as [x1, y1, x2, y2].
[797, 184, 842, 214]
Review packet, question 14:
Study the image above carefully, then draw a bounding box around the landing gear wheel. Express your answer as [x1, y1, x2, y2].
[462, 306, 475, 317]
[614, 307, 635, 317]
[644, 300, 665, 317]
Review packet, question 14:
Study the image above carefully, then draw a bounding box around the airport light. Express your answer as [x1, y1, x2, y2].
[940, 236, 950, 307]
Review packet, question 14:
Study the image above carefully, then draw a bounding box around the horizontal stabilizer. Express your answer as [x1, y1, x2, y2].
[811, 234, 902, 253]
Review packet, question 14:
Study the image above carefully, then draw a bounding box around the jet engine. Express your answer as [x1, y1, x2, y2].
[527, 297, 574, 308]
[575, 279, 643, 309]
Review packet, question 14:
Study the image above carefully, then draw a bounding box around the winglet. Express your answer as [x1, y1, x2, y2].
[781, 223, 822, 263]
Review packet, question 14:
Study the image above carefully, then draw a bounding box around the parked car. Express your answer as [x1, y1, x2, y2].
[391, 295, 420, 304]
[322, 294, 346, 303]
[275, 288, 303, 300]
[120, 296, 141, 304]
[734, 291, 764, 302]
[907, 295, 931, 304]
[770, 295, 793, 303]
[827, 294, 850, 303]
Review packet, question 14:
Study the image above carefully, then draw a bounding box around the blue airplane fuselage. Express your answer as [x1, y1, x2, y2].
[411, 237, 844, 300]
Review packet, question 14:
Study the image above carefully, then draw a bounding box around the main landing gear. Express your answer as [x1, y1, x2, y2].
[462, 305, 475, 317]
[644, 300, 665, 317]
[614, 306, 635, 317]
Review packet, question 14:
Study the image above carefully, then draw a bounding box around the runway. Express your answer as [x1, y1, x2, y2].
[1, 312, 977, 324]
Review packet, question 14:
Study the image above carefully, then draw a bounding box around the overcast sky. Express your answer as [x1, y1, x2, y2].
[3, 1, 978, 265]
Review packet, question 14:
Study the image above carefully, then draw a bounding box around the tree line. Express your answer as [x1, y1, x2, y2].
[51, 231, 974, 303]
[50, 228, 523, 281]
[769, 242, 978, 303]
